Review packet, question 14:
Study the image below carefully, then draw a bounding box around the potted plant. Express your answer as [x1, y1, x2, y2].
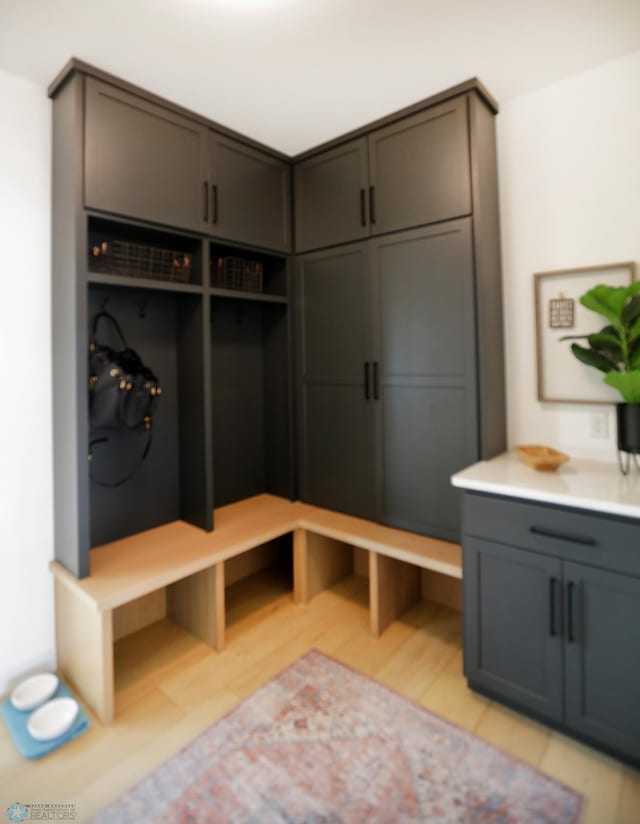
[561, 281, 640, 467]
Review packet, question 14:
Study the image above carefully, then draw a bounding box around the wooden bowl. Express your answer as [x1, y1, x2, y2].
[515, 445, 570, 471]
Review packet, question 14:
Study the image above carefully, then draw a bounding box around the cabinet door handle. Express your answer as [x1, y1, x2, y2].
[567, 581, 576, 643]
[203, 181, 209, 222]
[373, 361, 380, 400]
[212, 184, 218, 224]
[549, 577, 557, 637]
[529, 526, 595, 547]
[360, 188, 367, 227]
[369, 186, 376, 224]
[364, 362, 371, 400]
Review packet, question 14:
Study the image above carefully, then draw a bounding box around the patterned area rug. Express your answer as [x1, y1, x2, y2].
[92, 650, 583, 823]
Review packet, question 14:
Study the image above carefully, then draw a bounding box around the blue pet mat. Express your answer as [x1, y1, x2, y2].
[1, 680, 90, 760]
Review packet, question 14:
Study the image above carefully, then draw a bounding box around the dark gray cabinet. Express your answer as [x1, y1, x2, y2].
[295, 244, 375, 519]
[297, 221, 478, 539]
[294, 139, 369, 253]
[295, 89, 505, 542]
[294, 97, 471, 252]
[84, 78, 291, 249]
[372, 220, 477, 540]
[463, 537, 564, 721]
[368, 97, 471, 235]
[462, 492, 640, 764]
[85, 78, 209, 233]
[209, 134, 291, 252]
[564, 563, 640, 761]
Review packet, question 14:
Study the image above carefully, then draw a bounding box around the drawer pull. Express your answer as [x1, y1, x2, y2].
[360, 188, 367, 226]
[364, 362, 371, 400]
[549, 577, 557, 637]
[373, 361, 380, 400]
[369, 185, 376, 224]
[529, 526, 595, 547]
[202, 181, 209, 222]
[567, 581, 576, 643]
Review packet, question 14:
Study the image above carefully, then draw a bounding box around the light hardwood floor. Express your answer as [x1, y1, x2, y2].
[1, 570, 638, 823]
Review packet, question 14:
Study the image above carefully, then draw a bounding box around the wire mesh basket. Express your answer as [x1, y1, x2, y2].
[212, 256, 263, 293]
[89, 239, 192, 283]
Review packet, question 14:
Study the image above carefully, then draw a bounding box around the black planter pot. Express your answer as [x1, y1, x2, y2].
[616, 403, 640, 475]
[616, 403, 640, 454]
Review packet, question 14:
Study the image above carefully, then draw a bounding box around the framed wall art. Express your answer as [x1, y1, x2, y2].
[534, 261, 637, 403]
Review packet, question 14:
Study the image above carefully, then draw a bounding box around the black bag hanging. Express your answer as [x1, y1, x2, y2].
[88, 310, 161, 486]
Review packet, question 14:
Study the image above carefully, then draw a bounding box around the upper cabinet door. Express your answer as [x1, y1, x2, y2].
[368, 97, 472, 235]
[294, 138, 369, 253]
[85, 78, 209, 233]
[209, 134, 291, 252]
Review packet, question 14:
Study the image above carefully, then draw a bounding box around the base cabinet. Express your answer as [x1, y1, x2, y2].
[462, 493, 640, 765]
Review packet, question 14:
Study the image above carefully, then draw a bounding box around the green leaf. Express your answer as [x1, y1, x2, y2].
[629, 315, 640, 343]
[580, 285, 629, 326]
[588, 332, 623, 352]
[622, 294, 640, 326]
[570, 343, 617, 374]
[631, 348, 640, 370]
[604, 370, 640, 403]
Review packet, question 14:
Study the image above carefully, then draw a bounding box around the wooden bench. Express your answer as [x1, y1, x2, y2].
[50, 495, 461, 723]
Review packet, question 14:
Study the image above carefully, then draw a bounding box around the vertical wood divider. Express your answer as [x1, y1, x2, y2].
[167, 562, 225, 652]
[293, 528, 309, 604]
[369, 551, 422, 637]
[54, 578, 114, 724]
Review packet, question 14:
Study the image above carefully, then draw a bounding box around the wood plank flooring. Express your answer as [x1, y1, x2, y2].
[1, 571, 637, 823]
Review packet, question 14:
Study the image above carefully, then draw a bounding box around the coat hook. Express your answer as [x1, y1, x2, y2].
[138, 300, 148, 320]
[100, 296, 109, 311]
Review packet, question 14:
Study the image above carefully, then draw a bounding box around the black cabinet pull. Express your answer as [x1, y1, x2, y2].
[364, 362, 371, 400]
[203, 181, 209, 222]
[212, 184, 218, 224]
[373, 361, 380, 400]
[549, 577, 557, 637]
[369, 186, 376, 224]
[360, 188, 367, 227]
[567, 582, 576, 642]
[529, 526, 595, 547]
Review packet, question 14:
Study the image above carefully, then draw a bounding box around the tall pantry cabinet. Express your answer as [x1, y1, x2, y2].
[294, 88, 505, 542]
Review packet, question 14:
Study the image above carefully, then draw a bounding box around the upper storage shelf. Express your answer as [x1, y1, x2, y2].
[87, 216, 204, 291]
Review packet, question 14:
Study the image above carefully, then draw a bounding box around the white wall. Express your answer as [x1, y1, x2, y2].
[0, 69, 55, 694]
[497, 49, 640, 460]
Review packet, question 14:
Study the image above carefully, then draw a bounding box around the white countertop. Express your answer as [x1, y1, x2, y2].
[451, 451, 640, 520]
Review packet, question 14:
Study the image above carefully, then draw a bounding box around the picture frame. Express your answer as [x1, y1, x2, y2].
[534, 261, 637, 404]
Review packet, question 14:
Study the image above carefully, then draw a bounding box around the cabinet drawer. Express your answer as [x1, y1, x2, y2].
[463, 492, 640, 577]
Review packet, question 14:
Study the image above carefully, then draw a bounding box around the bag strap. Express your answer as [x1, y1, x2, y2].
[89, 429, 152, 488]
[91, 311, 129, 349]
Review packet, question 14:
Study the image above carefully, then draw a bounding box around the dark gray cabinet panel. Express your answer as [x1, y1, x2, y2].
[368, 97, 472, 235]
[210, 134, 291, 252]
[85, 78, 209, 233]
[464, 537, 564, 722]
[564, 563, 640, 762]
[296, 244, 375, 519]
[294, 138, 369, 253]
[301, 385, 375, 518]
[462, 491, 640, 765]
[372, 220, 477, 539]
